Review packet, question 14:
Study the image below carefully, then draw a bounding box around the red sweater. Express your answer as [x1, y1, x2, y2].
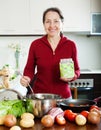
[23, 34, 80, 98]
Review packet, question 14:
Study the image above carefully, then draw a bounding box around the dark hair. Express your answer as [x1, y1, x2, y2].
[43, 7, 64, 23]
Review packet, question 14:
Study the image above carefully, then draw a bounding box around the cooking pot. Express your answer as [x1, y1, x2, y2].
[58, 99, 96, 113]
[0, 89, 62, 118]
[25, 93, 62, 118]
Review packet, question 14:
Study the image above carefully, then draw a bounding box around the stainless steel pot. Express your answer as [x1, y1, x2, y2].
[26, 93, 62, 118]
[0, 89, 62, 118]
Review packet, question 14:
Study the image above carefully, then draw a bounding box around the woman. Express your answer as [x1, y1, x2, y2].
[20, 7, 80, 98]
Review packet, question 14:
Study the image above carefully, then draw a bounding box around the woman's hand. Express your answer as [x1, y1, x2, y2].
[60, 77, 74, 82]
[20, 76, 31, 87]
[60, 74, 77, 82]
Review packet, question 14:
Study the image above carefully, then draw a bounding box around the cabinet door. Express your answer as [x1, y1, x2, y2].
[0, 0, 30, 35]
[91, 0, 101, 13]
[30, 0, 54, 34]
[53, 0, 91, 32]
[30, 0, 90, 33]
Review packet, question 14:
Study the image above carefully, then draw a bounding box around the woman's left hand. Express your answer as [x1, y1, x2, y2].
[60, 74, 77, 82]
[60, 77, 74, 82]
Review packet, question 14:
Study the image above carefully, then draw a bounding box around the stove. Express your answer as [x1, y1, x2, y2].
[69, 78, 94, 99]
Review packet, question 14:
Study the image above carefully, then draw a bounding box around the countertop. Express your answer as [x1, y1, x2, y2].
[0, 118, 101, 130]
[80, 69, 101, 74]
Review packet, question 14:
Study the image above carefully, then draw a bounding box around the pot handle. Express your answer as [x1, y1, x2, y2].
[93, 97, 101, 107]
[0, 88, 24, 100]
[56, 98, 66, 107]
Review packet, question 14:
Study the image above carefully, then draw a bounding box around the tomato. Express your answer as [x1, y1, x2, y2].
[67, 112, 77, 122]
[90, 105, 100, 111]
[80, 110, 89, 118]
[64, 109, 77, 122]
[55, 115, 66, 125]
[64, 110, 72, 118]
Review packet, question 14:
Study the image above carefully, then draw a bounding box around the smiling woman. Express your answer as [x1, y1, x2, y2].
[20, 7, 80, 99]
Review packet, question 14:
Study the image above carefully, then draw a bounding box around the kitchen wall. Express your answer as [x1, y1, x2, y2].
[64, 33, 101, 71]
[0, 34, 101, 72]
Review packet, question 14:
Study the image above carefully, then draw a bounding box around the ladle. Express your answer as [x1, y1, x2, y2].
[15, 70, 44, 99]
[15, 70, 33, 93]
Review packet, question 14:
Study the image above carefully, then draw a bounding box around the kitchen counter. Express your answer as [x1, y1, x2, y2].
[80, 69, 101, 74]
[0, 118, 101, 130]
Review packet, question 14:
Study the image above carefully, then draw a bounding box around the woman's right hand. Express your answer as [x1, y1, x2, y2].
[20, 76, 31, 87]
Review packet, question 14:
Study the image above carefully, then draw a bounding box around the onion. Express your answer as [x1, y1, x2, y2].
[4, 114, 17, 127]
[90, 108, 101, 117]
[88, 111, 101, 124]
[41, 115, 54, 127]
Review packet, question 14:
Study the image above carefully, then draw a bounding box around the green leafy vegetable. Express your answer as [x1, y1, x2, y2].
[0, 100, 26, 117]
[25, 99, 33, 113]
[8, 100, 26, 117]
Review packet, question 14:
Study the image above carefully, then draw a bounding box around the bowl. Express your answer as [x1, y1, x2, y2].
[26, 93, 62, 118]
[58, 99, 96, 113]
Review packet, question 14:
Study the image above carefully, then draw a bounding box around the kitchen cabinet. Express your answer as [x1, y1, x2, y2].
[91, 0, 101, 13]
[30, 0, 91, 34]
[0, 0, 30, 35]
[0, 0, 91, 35]
[53, 0, 91, 32]
[29, 0, 54, 34]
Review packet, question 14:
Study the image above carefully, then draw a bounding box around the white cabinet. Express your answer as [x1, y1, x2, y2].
[29, 0, 55, 34]
[0, 0, 30, 35]
[91, 0, 101, 13]
[53, 0, 91, 32]
[0, 0, 91, 35]
[30, 0, 91, 34]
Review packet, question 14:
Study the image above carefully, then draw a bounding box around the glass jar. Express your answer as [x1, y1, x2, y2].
[59, 58, 74, 78]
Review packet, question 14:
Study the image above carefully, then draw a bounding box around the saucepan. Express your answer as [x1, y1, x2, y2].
[0, 89, 62, 118]
[58, 99, 96, 113]
[26, 93, 62, 118]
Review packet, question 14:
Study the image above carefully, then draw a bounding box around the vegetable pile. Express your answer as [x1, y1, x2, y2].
[41, 105, 101, 127]
[0, 99, 101, 129]
[0, 99, 35, 129]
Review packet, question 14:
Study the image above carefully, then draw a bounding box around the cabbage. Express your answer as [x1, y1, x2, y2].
[0, 100, 26, 117]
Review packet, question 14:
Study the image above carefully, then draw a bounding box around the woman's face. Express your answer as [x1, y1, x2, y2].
[43, 11, 63, 37]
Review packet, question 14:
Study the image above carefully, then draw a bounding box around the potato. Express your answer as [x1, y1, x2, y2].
[33, 108, 39, 116]
[75, 114, 87, 126]
[10, 126, 21, 130]
[21, 112, 34, 119]
[20, 118, 35, 128]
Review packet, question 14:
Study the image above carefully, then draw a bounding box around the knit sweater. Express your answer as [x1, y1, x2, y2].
[23, 34, 80, 98]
